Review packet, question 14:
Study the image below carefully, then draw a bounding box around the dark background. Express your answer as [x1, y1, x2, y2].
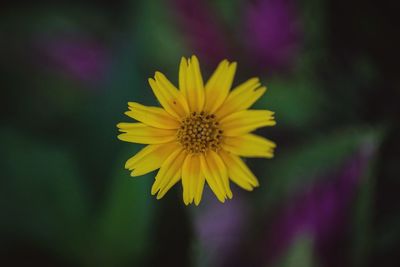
[1, 0, 399, 266]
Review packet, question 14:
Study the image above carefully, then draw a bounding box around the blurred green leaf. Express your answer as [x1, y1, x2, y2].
[350, 156, 375, 267]
[211, 0, 242, 26]
[0, 127, 88, 259]
[1, 5, 113, 34]
[76, 31, 156, 266]
[273, 235, 315, 267]
[132, 0, 187, 72]
[259, 77, 325, 129]
[89, 147, 155, 266]
[257, 127, 382, 209]
[292, 0, 329, 75]
[302, 0, 326, 45]
[79, 42, 143, 190]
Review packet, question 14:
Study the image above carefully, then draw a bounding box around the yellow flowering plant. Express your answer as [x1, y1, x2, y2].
[117, 55, 276, 205]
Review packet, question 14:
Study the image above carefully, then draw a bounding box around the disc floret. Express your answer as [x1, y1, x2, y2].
[177, 111, 223, 154]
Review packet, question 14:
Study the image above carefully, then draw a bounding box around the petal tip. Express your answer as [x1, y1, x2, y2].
[130, 169, 142, 177]
[191, 54, 199, 62]
[148, 77, 156, 86]
[116, 133, 125, 141]
[180, 57, 188, 65]
[151, 184, 159, 195]
[154, 71, 165, 80]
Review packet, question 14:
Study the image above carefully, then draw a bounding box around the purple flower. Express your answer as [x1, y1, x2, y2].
[194, 190, 248, 267]
[259, 144, 374, 266]
[243, 0, 302, 72]
[171, 0, 230, 66]
[172, 0, 301, 74]
[216, 143, 375, 267]
[35, 34, 110, 86]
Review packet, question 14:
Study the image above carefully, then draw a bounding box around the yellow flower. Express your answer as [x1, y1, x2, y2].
[117, 55, 276, 205]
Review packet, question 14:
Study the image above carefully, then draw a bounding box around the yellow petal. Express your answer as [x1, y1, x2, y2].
[200, 153, 225, 203]
[179, 56, 205, 112]
[181, 154, 204, 205]
[220, 110, 276, 136]
[215, 78, 266, 119]
[200, 151, 232, 202]
[204, 60, 237, 114]
[179, 57, 188, 95]
[208, 150, 233, 199]
[125, 142, 180, 176]
[181, 155, 191, 205]
[194, 170, 205, 206]
[125, 102, 180, 129]
[148, 72, 189, 119]
[117, 123, 176, 144]
[219, 150, 259, 190]
[222, 134, 276, 158]
[151, 148, 186, 199]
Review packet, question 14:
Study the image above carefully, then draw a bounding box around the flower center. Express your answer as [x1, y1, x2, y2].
[177, 111, 223, 154]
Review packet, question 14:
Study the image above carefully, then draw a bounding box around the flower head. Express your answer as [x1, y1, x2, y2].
[117, 56, 276, 205]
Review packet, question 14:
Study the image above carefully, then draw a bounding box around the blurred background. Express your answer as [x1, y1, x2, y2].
[1, 0, 399, 266]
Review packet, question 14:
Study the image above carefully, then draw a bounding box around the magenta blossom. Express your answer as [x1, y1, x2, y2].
[171, 0, 230, 66]
[243, 0, 302, 72]
[259, 145, 374, 267]
[220, 143, 375, 267]
[194, 190, 249, 267]
[172, 0, 301, 74]
[36, 34, 110, 85]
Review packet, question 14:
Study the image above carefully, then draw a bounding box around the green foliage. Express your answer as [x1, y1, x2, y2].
[350, 155, 376, 267]
[0, 128, 88, 260]
[0, 128, 156, 266]
[258, 77, 325, 128]
[89, 148, 155, 267]
[211, 0, 242, 26]
[132, 0, 187, 72]
[299, 0, 327, 69]
[273, 235, 315, 267]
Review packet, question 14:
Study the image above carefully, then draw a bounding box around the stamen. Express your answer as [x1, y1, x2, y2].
[177, 112, 222, 154]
